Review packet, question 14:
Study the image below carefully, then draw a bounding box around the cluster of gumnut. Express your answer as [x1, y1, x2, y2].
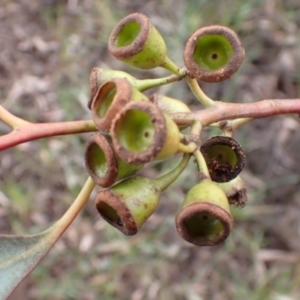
[85, 13, 247, 246]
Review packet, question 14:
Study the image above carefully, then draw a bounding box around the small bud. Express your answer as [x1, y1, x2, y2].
[150, 93, 191, 130]
[184, 25, 244, 82]
[216, 176, 247, 208]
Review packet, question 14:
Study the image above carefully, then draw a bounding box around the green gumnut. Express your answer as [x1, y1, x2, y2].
[88, 68, 138, 109]
[150, 93, 191, 130]
[155, 113, 184, 160]
[184, 25, 244, 82]
[88, 68, 186, 110]
[216, 176, 247, 208]
[85, 132, 143, 188]
[108, 13, 167, 69]
[200, 136, 246, 183]
[95, 154, 190, 235]
[111, 101, 181, 164]
[91, 78, 149, 132]
[176, 179, 233, 246]
[95, 177, 159, 235]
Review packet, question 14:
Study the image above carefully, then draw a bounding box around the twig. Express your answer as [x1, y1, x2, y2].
[170, 99, 300, 126]
[0, 120, 97, 151]
[0, 105, 29, 129]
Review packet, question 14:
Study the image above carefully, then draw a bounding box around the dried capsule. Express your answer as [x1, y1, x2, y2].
[216, 176, 247, 208]
[200, 136, 246, 183]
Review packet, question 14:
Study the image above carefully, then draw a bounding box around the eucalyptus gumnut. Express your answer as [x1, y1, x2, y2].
[216, 176, 247, 208]
[91, 78, 149, 132]
[108, 13, 167, 69]
[184, 25, 244, 82]
[89, 68, 186, 110]
[176, 179, 233, 246]
[88, 67, 138, 109]
[84, 132, 142, 188]
[200, 136, 245, 183]
[95, 154, 190, 235]
[110, 101, 184, 164]
[150, 93, 191, 130]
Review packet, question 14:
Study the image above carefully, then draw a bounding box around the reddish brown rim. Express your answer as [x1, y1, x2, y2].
[91, 78, 132, 132]
[95, 189, 137, 235]
[108, 13, 150, 60]
[85, 133, 118, 188]
[184, 25, 245, 82]
[111, 101, 167, 164]
[176, 202, 233, 246]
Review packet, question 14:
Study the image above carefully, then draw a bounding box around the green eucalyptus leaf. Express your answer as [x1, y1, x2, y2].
[0, 177, 95, 299]
[0, 226, 60, 299]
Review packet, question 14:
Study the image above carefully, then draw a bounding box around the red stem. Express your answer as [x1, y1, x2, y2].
[0, 120, 96, 151]
[1, 99, 300, 152]
[171, 99, 300, 126]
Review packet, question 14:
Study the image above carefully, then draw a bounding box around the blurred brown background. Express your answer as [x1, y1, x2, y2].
[1, 0, 300, 299]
